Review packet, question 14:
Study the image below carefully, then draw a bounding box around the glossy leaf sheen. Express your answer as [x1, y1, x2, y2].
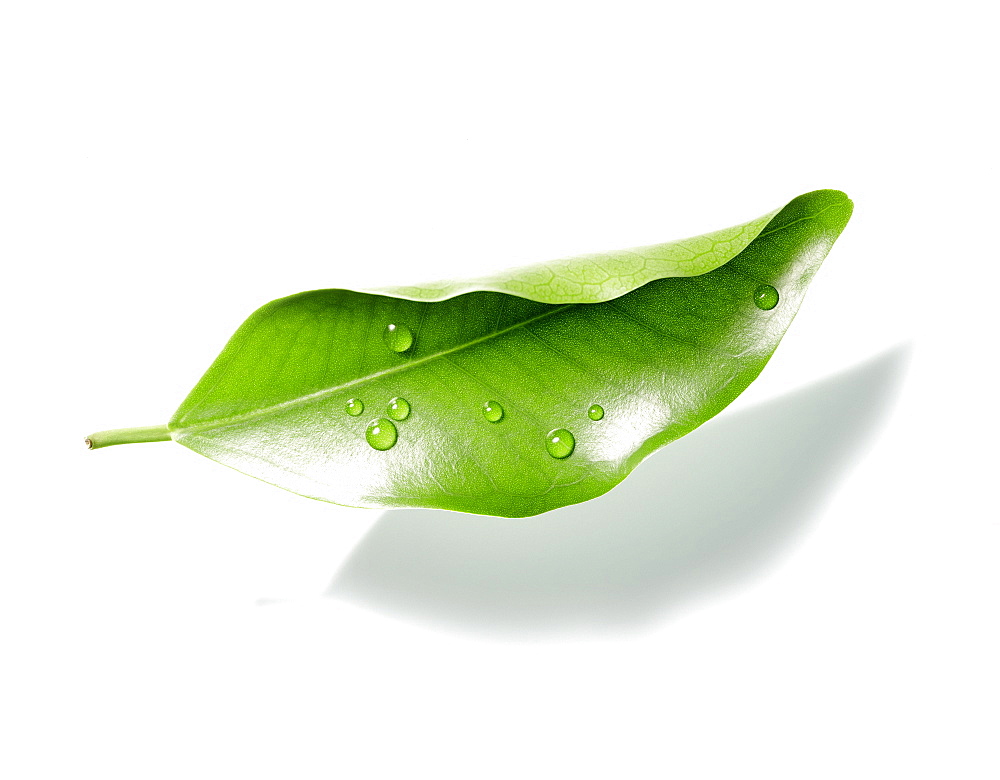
[169, 190, 852, 517]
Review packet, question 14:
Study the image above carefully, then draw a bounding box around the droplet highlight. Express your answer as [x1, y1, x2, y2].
[365, 418, 398, 451]
[545, 428, 575, 459]
[753, 284, 779, 311]
[387, 397, 411, 421]
[483, 400, 504, 423]
[587, 404, 604, 421]
[345, 398, 364, 416]
[384, 323, 414, 353]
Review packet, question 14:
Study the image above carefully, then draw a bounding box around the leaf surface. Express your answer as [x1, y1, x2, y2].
[367, 206, 780, 303]
[168, 190, 852, 517]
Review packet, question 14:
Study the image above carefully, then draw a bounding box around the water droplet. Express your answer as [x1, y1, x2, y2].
[345, 398, 364, 416]
[365, 418, 398, 451]
[587, 404, 604, 421]
[384, 323, 414, 352]
[545, 428, 575, 459]
[753, 284, 779, 311]
[387, 396, 411, 421]
[482, 400, 504, 423]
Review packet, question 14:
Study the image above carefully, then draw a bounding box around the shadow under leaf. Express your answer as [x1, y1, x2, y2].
[325, 347, 909, 637]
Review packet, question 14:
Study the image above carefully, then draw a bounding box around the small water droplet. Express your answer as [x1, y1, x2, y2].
[483, 400, 504, 423]
[384, 323, 414, 352]
[365, 418, 398, 450]
[753, 284, 779, 311]
[545, 428, 575, 459]
[345, 398, 364, 416]
[587, 404, 604, 421]
[387, 397, 411, 421]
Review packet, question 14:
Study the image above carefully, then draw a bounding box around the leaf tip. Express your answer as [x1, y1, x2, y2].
[796, 188, 852, 209]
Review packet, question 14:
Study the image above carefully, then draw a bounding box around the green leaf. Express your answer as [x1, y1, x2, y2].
[87, 190, 852, 518]
[366, 205, 780, 304]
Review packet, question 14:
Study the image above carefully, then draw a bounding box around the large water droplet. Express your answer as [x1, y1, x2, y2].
[545, 428, 575, 459]
[587, 404, 604, 421]
[387, 397, 411, 421]
[345, 398, 364, 416]
[365, 418, 398, 451]
[384, 323, 414, 352]
[483, 400, 504, 423]
[753, 284, 779, 311]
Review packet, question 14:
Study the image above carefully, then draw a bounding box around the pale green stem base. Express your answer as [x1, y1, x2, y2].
[85, 425, 172, 450]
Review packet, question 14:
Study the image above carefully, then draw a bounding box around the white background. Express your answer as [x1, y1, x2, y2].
[2, 2, 997, 778]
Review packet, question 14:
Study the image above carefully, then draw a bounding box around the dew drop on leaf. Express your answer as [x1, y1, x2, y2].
[365, 418, 398, 451]
[753, 284, 779, 310]
[387, 397, 411, 421]
[587, 404, 604, 421]
[384, 323, 414, 352]
[345, 398, 364, 416]
[483, 400, 504, 423]
[545, 428, 575, 459]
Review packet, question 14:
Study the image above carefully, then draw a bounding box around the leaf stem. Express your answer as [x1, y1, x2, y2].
[85, 425, 172, 450]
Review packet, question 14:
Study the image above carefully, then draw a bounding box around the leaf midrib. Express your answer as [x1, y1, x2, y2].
[173, 303, 575, 436]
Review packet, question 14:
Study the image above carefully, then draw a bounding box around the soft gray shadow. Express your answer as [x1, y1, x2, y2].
[325, 347, 909, 637]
